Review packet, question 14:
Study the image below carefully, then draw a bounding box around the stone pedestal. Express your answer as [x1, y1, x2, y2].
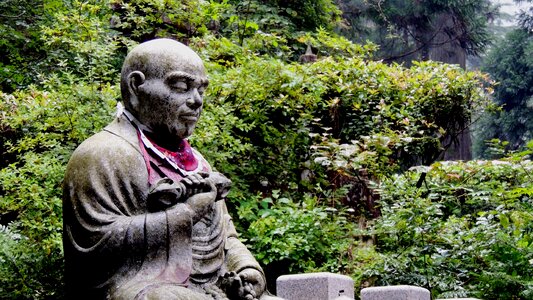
[361, 285, 430, 300]
[276, 272, 354, 300]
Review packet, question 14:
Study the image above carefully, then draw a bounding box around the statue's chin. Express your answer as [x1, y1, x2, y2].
[147, 123, 192, 140]
[170, 126, 195, 141]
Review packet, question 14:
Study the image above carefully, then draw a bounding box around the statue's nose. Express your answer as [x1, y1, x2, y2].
[186, 89, 203, 109]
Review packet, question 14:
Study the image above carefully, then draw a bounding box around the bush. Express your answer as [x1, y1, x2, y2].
[363, 147, 533, 299]
[0, 82, 117, 298]
[193, 34, 491, 228]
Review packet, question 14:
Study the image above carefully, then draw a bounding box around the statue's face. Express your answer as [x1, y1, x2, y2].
[135, 53, 208, 141]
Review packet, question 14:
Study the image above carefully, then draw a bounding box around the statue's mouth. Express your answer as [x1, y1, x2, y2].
[180, 114, 198, 122]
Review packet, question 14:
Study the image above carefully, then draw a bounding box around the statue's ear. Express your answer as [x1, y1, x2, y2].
[127, 71, 145, 109]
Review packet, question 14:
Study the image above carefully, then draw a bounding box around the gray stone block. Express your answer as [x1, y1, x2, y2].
[335, 296, 353, 300]
[361, 285, 430, 300]
[276, 272, 354, 300]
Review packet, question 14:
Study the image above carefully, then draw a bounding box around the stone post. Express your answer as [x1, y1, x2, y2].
[361, 285, 430, 300]
[276, 272, 354, 300]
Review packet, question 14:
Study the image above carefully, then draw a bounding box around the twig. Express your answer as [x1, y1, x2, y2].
[0, 10, 26, 18]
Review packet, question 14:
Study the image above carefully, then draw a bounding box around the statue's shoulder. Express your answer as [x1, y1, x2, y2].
[68, 118, 142, 169]
[64, 118, 148, 200]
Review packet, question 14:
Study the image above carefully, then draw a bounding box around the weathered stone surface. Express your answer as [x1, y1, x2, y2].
[361, 285, 430, 300]
[335, 296, 354, 300]
[62, 38, 281, 300]
[276, 272, 354, 300]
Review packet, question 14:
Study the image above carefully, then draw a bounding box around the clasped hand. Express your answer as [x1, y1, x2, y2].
[180, 173, 217, 222]
[221, 268, 266, 300]
[147, 173, 217, 222]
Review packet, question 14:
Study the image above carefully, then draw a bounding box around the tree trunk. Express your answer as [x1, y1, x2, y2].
[429, 13, 472, 160]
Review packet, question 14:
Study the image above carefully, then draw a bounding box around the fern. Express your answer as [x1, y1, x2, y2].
[0, 224, 22, 241]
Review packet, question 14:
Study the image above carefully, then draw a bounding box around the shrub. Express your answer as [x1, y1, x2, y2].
[363, 147, 533, 299]
[0, 82, 117, 298]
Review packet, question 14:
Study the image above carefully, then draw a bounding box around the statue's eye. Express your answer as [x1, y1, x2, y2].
[169, 80, 188, 92]
[198, 86, 206, 96]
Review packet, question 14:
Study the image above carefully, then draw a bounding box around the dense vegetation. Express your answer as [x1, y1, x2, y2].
[0, 0, 531, 299]
[474, 4, 533, 157]
[336, 0, 495, 63]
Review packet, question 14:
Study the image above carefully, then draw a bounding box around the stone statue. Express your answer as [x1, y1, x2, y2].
[63, 38, 281, 300]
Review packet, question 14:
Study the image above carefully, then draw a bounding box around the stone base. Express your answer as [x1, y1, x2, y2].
[361, 285, 430, 300]
[276, 272, 354, 300]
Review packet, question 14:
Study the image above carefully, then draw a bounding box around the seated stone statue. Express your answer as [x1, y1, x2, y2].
[63, 38, 281, 300]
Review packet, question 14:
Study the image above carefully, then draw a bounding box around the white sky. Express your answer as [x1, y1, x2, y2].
[494, 0, 533, 26]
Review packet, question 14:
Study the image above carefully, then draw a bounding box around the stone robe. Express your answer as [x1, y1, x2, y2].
[63, 115, 264, 299]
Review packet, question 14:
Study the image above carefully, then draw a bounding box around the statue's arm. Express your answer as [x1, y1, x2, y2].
[62, 134, 194, 286]
[64, 135, 192, 244]
[222, 202, 267, 298]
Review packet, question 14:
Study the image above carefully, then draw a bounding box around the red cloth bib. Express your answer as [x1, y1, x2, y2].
[136, 131, 210, 184]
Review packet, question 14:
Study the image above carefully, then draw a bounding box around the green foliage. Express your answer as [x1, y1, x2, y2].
[262, 0, 341, 32]
[0, 82, 117, 298]
[224, 0, 341, 36]
[198, 46, 488, 202]
[0, 2, 119, 296]
[310, 60, 489, 164]
[242, 192, 357, 272]
[517, 0, 533, 31]
[0, 225, 63, 299]
[474, 28, 533, 157]
[237, 142, 533, 299]
[109, 0, 229, 42]
[41, 0, 123, 83]
[0, 0, 122, 91]
[0, 0, 47, 91]
[238, 191, 385, 291]
[363, 150, 533, 299]
[336, 0, 494, 62]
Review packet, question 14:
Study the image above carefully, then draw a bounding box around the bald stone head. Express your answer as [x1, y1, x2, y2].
[120, 39, 209, 146]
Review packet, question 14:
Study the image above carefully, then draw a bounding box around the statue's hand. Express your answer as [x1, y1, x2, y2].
[237, 268, 265, 300]
[182, 175, 216, 223]
[208, 172, 232, 200]
[147, 178, 186, 212]
[221, 269, 265, 300]
[180, 173, 208, 196]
